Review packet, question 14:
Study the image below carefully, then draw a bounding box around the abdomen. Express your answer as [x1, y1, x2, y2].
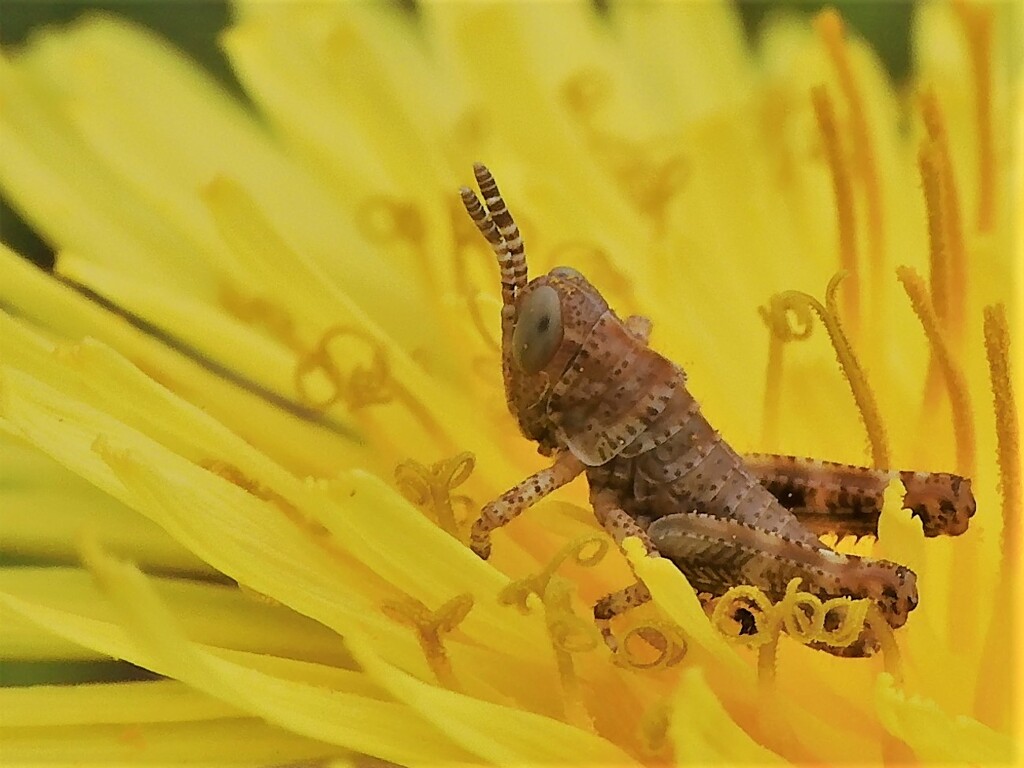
[589, 382, 823, 549]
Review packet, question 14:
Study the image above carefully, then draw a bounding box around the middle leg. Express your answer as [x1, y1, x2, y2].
[590, 490, 658, 648]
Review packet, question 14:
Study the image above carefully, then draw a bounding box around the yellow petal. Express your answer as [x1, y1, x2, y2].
[4, 542, 476, 766]
[0, 248, 363, 475]
[0, 435, 211, 578]
[0, 567, 353, 666]
[875, 672, 1015, 762]
[0, 718, 341, 766]
[344, 629, 637, 766]
[670, 667, 786, 764]
[0, 680, 238, 727]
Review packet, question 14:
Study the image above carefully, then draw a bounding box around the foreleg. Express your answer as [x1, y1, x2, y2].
[470, 451, 584, 559]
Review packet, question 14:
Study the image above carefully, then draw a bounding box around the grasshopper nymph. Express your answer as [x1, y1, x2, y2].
[459, 164, 975, 655]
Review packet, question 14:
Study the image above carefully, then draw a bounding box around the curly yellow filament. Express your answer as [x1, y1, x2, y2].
[294, 325, 391, 411]
[496, 536, 607, 726]
[983, 304, 1020, 569]
[543, 578, 598, 731]
[612, 622, 688, 671]
[499, 535, 610, 612]
[758, 297, 814, 448]
[770, 273, 890, 469]
[815, 9, 884, 297]
[896, 267, 976, 476]
[819, 597, 871, 649]
[296, 325, 447, 444]
[713, 579, 874, 687]
[381, 593, 474, 690]
[951, 0, 996, 233]
[710, 586, 777, 647]
[920, 89, 968, 334]
[810, 86, 860, 331]
[394, 452, 476, 539]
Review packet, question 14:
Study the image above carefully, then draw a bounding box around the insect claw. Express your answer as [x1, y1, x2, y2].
[598, 623, 619, 653]
[471, 540, 492, 560]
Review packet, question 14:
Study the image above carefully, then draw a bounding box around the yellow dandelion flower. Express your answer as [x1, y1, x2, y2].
[0, 1, 1020, 765]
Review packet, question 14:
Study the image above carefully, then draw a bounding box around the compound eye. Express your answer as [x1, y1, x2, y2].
[512, 285, 563, 374]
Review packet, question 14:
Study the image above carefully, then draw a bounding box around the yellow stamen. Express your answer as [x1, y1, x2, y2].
[920, 89, 968, 333]
[866, 605, 902, 685]
[983, 304, 1020, 570]
[710, 586, 776, 648]
[294, 325, 391, 411]
[498, 535, 610, 613]
[497, 536, 608, 730]
[918, 144, 951, 325]
[897, 267, 979, 654]
[810, 85, 860, 331]
[917, 141, 951, 414]
[975, 303, 1019, 729]
[394, 452, 476, 540]
[815, 9, 884, 300]
[612, 622, 688, 671]
[218, 282, 304, 352]
[759, 85, 798, 190]
[765, 273, 889, 469]
[638, 699, 671, 756]
[758, 297, 813, 447]
[449, 198, 502, 357]
[541, 578, 599, 731]
[561, 69, 689, 232]
[951, 0, 996, 233]
[380, 593, 474, 691]
[355, 196, 435, 292]
[548, 241, 641, 317]
[896, 267, 976, 475]
[712, 579, 873, 688]
[295, 325, 446, 444]
[201, 458, 329, 538]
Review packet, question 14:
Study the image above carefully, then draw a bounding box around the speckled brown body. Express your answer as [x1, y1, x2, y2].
[459, 163, 973, 656]
[566, 320, 917, 632]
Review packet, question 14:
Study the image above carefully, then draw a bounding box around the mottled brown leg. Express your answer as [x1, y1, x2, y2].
[742, 453, 890, 539]
[590, 491, 658, 648]
[899, 471, 976, 537]
[591, 491, 657, 552]
[743, 453, 976, 539]
[594, 582, 653, 650]
[471, 451, 584, 559]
